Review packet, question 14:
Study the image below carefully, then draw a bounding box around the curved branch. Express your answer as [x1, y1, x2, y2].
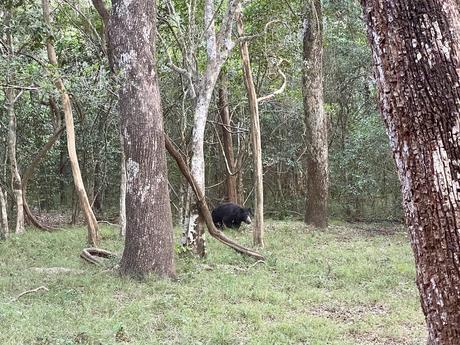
[257, 58, 288, 104]
[80, 247, 116, 265]
[212, 122, 239, 176]
[91, 0, 109, 27]
[22, 125, 65, 231]
[164, 134, 264, 261]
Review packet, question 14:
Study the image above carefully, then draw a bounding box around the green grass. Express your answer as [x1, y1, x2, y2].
[0, 221, 426, 345]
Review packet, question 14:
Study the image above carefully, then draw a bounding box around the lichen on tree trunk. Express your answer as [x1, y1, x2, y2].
[361, 0, 460, 343]
[109, 0, 176, 278]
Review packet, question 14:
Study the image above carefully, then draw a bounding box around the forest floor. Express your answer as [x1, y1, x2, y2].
[0, 220, 426, 345]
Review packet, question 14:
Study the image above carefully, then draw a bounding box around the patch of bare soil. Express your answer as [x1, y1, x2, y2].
[327, 223, 408, 242]
[311, 303, 388, 324]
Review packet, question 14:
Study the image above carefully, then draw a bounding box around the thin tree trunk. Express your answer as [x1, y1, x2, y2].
[218, 73, 238, 203]
[6, 87, 24, 235]
[236, 9, 264, 247]
[49, 97, 67, 206]
[119, 133, 126, 237]
[181, 0, 241, 256]
[0, 185, 8, 240]
[4, 8, 24, 235]
[109, 0, 176, 278]
[361, 0, 460, 343]
[302, 0, 328, 228]
[184, 0, 224, 256]
[42, 0, 100, 246]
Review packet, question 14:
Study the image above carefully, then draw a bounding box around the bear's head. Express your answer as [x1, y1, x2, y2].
[241, 207, 253, 224]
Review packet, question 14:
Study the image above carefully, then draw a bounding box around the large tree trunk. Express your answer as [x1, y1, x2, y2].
[109, 0, 176, 278]
[237, 9, 264, 247]
[362, 1, 460, 343]
[302, 0, 328, 228]
[218, 73, 238, 203]
[42, 0, 100, 246]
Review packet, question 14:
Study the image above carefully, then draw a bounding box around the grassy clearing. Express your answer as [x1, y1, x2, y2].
[0, 221, 425, 345]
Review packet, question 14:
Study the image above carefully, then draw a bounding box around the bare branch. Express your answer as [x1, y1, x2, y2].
[257, 58, 288, 104]
[14, 286, 49, 301]
[90, 0, 109, 27]
[216, 0, 241, 63]
[206, 119, 249, 133]
[164, 134, 264, 261]
[158, 33, 196, 98]
[0, 84, 39, 91]
[212, 122, 239, 176]
[59, 0, 104, 52]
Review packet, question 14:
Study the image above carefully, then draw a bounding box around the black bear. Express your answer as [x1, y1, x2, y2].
[211, 202, 252, 229]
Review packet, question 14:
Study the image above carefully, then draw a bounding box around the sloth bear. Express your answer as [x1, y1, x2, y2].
[211, 202, 253, 229]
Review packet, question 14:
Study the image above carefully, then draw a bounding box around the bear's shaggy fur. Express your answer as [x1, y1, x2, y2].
[211, 202, 252, 229]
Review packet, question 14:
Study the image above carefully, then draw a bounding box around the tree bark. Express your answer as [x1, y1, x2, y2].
[181, 0, 240, 256]
[0, 185, 8, 240]
[42, 0, 100, 246]
[4, 8, 24, 235]
[6, 87, 25, 235]
[109, 0, 176, 278]
[218, 73, 238, 203]
[302, 0, 328, 228]
[361, 1, 460, 343]
[119, 133, 126, 237]
[237, 8, 264, 247]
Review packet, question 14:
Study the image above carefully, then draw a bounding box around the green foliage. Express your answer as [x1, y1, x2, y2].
[0, 0, 401, 222]
[0, 222, 425, 344]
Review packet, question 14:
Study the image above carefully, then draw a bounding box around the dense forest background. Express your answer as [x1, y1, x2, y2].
[0, 0, 401, 225]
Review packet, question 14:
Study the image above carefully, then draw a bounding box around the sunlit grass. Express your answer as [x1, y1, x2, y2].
[0, 221, 425, 344]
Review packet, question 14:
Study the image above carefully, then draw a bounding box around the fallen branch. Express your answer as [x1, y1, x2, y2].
[14, 286, 49, 301]
[164, 134, 264, 261]
[97, 220, 121, 227]
[80, 247, 116, 265]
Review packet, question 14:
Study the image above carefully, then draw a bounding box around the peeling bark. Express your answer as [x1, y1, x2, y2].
[302, 0, 328, 228]
[361, 0, 460, 343]
[109, 0, 176, 278]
